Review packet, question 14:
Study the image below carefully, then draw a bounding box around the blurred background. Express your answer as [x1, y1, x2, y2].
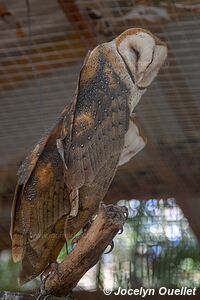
[0, 0, 200, 298]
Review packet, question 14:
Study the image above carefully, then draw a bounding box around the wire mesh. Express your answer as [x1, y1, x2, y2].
[0, 0, 200, 292]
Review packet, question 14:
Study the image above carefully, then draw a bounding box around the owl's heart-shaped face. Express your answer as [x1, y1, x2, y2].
[115, 28, 167, 89]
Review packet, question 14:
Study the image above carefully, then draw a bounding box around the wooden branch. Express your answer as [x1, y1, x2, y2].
[0, 291, 34, 300]
[0, 291, 68, 300]
[42, 204, 127, 297]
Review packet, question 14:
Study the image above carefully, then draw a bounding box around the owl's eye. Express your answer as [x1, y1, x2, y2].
[131, 48, 141, 74]
[132, 48, 139, 60]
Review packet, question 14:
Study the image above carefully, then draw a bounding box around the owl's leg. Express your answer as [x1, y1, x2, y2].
[65, 203, 128, 248]
[72, 203, 127, 253]
[64, 201, 98, 241]
[71, 218, 94, 245]
[70, 202, 109, 245]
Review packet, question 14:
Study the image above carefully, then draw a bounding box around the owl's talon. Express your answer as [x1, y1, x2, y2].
[37, 275, 47, 300]
[37, 262, 58, 299]
[72, 220, 93, 245]
[36, 289, 47, 300]
[36, 278, 48, 299]
[118, 228, 123, 234]
[83, 219, 93, 232]
[104, 240, 114, 254]
[121, 206, 128, 220]
[36, 295, 51, 300]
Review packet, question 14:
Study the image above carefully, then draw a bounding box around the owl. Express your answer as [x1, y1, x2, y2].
[10, 28, 167, 284]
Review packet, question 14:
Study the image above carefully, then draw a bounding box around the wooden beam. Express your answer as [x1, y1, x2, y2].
[58, 0, 97, 49]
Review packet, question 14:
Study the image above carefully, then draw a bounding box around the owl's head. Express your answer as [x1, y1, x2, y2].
[115, 28, 167, 89]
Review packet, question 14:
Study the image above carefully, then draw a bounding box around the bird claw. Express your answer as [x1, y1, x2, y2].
[36, 293, 69, 299]
[36, 290, 48, 300]
[72, 219, 93, 245]
[37, 263, 58, 299]
[36, 295, 51, 300]
[118, 227, 123, 235]
[37, 276, 47, 300]
[121, 206, 128, 220]
[83, 219, 93, 232]
[104, 240, 114, 254]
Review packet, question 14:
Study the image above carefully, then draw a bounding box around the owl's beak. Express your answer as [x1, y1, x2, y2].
[136, 72, 145, 85]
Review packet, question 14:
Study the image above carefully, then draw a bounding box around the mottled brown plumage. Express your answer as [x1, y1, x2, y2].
[10, 28, 167, 284]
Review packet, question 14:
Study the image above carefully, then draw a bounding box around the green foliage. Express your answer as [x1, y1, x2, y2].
[57, 231, 82, 263]
[96, 199, 200, 290]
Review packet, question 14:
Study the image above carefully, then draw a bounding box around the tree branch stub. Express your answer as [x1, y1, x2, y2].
[43, 204, 127, 297]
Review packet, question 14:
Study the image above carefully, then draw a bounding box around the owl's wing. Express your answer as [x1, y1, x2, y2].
[10, 53, 95, 278]
[57, 47, 130, 218]
[10, 104, 68, 235]
[10, 110, 68, 262]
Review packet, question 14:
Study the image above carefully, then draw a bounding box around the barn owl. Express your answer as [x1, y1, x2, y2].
[10, 28, 167, 284]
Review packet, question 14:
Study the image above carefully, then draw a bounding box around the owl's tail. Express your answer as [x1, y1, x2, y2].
[12, 231, 26, 263]
[11, 197, 26, 262]
[19, 228, 65, 284]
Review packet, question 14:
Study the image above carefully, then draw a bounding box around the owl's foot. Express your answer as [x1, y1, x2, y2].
[36, 263, 59, 299]
[36, 293, 72, 299]
[103, 227, 124, 254]
[121, 205, 128, 220]
[104, 240, 114, 254]
[103, 205, 128, 254]
[83, 218, 94, 232]
[36, 294, 50, 300]
[36, 262, 73, 299]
